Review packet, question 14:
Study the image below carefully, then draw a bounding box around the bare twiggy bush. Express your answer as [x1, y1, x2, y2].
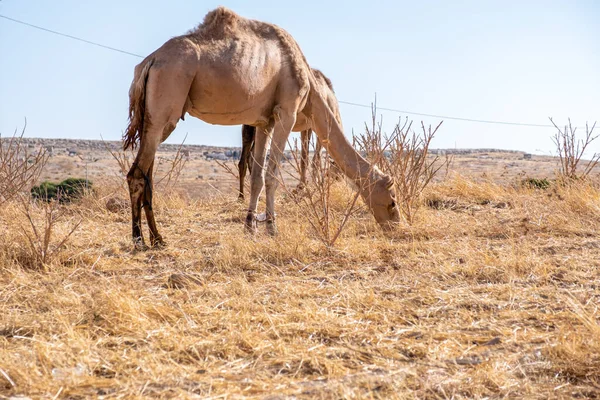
[215, 137, 359, 247]
[0, 122, 48, 205]
[551, 118, 599, 181]
[154, 141, 188, 190]
[102, 135, 188, 192]
[276, 139, 362, 247]
[18, 195, 81, 268]
[355, 105, 448, 224]
[214, 158, 249, 194]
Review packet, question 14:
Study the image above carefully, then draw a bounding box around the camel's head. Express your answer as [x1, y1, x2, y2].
[364, 174, 400, 231]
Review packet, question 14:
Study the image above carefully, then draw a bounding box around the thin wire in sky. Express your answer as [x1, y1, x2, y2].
[0, 13, 594, 129]
[337, 101, 556, 128]
[0, 14, 145, 58]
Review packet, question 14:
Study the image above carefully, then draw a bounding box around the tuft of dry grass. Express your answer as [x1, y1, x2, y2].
[0, 174, 599, 398]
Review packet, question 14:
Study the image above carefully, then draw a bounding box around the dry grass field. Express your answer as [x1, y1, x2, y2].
[1, 141, 600, 399]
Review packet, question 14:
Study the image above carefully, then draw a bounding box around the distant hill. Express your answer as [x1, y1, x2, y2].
[6, 137, 528, 157]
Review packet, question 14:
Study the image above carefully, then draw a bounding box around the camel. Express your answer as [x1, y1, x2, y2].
[237, 68, 339, 200]
[123, 6, 400, 247]
[238, 127, 316, 200]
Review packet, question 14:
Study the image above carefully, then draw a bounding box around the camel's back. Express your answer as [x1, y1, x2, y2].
[161, 7, 312, 124]
[186, 7, 308, 85]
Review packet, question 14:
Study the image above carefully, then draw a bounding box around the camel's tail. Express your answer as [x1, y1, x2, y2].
[123, 59, 154, 150]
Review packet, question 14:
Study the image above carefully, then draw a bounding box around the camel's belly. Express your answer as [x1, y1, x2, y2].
[187, 105, 265, 126]
[187, 78, 278, 125]
[187, 39, 283, 126]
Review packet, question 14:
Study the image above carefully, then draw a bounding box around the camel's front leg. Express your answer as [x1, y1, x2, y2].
[265, 110, 297, 236]
[245, 123, 273, 233]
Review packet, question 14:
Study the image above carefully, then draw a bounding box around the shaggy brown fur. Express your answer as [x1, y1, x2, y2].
[190, 6, 240, 39]
[187, 7, 309, 91]
[312, 69, 334, 92]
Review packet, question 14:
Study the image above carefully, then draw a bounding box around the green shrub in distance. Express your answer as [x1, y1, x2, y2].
[57, 178, 92, 199]
[31, 181, 59, 201]
[31, 178, 92, 202]
[521, 178, 551, 190]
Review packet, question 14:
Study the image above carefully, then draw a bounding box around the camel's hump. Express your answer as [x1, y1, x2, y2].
[187, 7, 310, 91]
[312, 69, 334, 93]
[190, 7, 242, 39]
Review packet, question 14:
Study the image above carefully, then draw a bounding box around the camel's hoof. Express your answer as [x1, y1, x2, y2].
[151, 236, 167, 248]
[266, 221, 278, 236]
[245, 223, 258, 235]
[133, 238, 148, 251]
[245, 213, 257, 234]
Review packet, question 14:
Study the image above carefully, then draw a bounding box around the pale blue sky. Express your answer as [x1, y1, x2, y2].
[1, 0, 599, 153]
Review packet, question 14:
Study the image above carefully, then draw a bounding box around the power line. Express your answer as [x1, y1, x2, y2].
[0, 13, 595, 130]
[338, 101, 556, 128]
[0, 14, 144, 58]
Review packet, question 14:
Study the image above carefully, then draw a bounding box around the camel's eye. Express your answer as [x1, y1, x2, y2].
[389, 201, 396, 209]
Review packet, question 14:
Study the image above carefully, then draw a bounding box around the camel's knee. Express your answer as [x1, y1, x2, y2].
[250, 161, 264, 179]
[250, 176, 264, 193]
[265, 172, 279, 190]
[126, 165, 137, 184]
[127, 173, 143, 197]
[127, 164, 152, 202]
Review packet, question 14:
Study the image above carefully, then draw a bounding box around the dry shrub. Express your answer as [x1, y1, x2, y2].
[17, 196, 81, 269]
[551, 118, 599, 181]
[354, 104, 450, 224]
[101, 135, 188, 193]
[214, 157, 247, 194]
[213, 137, 360, 247]
[0, 122, 48, 206]
[277, 138, 362, 247]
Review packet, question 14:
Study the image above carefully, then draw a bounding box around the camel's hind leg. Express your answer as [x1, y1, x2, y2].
[127, 66, 192, 248]
[238, 125, 255, 200]
[299, 129, 311, 189]
[127, 135, 161, 249]
[312, 137, 323, 181]
[142, 160, 165, 247]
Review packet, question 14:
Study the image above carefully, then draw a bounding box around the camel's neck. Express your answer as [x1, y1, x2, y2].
[308, 87, 376, 187]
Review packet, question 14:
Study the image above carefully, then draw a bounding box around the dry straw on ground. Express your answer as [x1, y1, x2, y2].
[1, 171, 599, 398]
